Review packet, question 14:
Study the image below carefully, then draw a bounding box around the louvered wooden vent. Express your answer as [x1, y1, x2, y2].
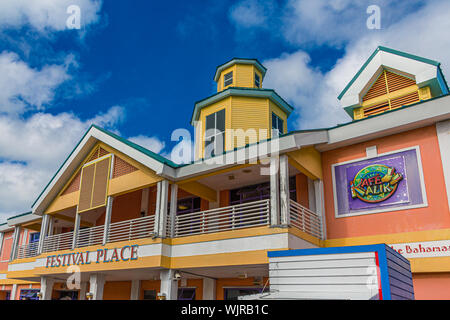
[357, 70, 423, 119]
[363, 70, 416, 102]
[78, 156, 111, 213]
[363, 102, 390, 117]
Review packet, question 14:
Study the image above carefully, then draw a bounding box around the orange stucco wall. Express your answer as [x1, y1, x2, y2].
[413, 273, 450, 300]
[322, 125, 450, 239]
[103, 281, 132, 300]
[140, 280, 160, 299]
[295, 173, 309, 208]
[96, 189, 143, 225]
[0, 231, 13, 269]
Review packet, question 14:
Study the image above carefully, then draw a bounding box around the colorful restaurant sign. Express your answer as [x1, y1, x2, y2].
[333, 147, 427, 217]
[350, 164, 403, 203]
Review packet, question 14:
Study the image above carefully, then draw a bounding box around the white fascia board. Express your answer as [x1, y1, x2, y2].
[89, 128, 168, 176]
[31, 130, 98, 215]
[173, 131, 328, 180]
[32, 126, 173, 215]
[0, 224, 13, 232]
[7, 214, 41, 227]
[341, 51, 438, 108]
[318, 95, 450, 152]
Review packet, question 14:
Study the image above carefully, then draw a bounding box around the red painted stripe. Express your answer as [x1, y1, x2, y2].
[374, 251, 383, 300]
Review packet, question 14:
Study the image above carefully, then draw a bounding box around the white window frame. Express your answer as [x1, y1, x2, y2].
[204, 109, 225, 158]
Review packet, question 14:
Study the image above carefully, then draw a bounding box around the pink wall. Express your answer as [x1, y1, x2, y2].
[413, 273, 450, 300]
[322, 125, 450, 239]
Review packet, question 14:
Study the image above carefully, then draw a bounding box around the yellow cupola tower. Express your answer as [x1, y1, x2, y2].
[191, 58, 293, 160]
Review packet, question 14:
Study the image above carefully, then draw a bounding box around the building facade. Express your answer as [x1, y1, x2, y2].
[0, 46, 449, 300]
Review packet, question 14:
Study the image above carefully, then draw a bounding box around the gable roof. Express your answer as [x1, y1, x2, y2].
[338, 46, 449, 109]
[31, 125, 179, 215]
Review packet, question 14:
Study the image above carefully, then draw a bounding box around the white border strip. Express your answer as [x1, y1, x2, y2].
[331, 145, 428, 218]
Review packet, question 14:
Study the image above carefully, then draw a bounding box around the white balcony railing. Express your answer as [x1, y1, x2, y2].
[108, 214, 155, 242]
[289, 199, 323, 239]
[171, 199, 270, 237]
[22, 199, 294, 258]
[42, 231, 74, 253]
[76, 225, 104, 248]
[16, 241, 39, 259]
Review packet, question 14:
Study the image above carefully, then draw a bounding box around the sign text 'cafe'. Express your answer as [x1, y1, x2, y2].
[45, 245, 139, 268]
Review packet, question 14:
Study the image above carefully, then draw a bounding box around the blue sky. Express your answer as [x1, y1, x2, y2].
[0, 0, 449, 218]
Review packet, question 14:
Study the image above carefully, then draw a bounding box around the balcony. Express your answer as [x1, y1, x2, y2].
[14, 199, 322, 259]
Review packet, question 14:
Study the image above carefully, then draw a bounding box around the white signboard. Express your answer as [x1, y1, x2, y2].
[389, 240, 450, 259]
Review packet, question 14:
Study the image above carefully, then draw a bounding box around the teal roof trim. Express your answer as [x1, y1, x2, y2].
[92, 125, 180, 168]
[7, 211, 32, 221]
[214, 58, 267, 82]
[338, 46, 441, 101]
[190, 87, 294, 126]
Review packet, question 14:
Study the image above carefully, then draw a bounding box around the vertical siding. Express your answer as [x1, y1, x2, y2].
[385, 246, 415, 300]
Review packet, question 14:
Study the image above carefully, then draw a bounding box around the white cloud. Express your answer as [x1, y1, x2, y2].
[229, 0, 274, 28]
[263, 51, 349, 129]
[0, 51, 71, 114]
[128, 135, 166, 154]
[0, 106, 125, 220]
[0, 0, 102, 32]
[258, 0, 450, 129]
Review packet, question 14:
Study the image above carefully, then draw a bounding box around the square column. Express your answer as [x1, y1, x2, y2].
[72, 210, 81, 249]
[37, 214, 50, 254]
[313, 179, 326, 240]
[79, 282, 88, 300]
[89, 273, 105, 300]
[10, 226, 21, 261]
[0, 232, 4, 258]
[10, 284, 17, 300]
[202, 278, 216, 300]
[40, 276, 55, 300]
[279, 154, 290, 226]
[269, 157, 280, 226]
[130, 280, 141, 300]
[160, 269, 178, 300]
[154, 180, 169, 238]
[102, 196, 114, 245]
[169, 183, 178, 238]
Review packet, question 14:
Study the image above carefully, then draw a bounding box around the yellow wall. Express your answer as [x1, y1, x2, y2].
[44, 143, 164, 214]
[217, 64, 262, 92]
[288, 146, 323, 180]
[196, 95, 289, 159]
[230, 96, 269, 148]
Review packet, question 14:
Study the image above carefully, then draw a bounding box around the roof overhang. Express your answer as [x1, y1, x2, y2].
[339, 46, 448, 110]
[318, 94, 450, 152]
[31, 125, 177, 216]
[29, 93, 450, 218]
[190, 88, 294, 126]
[6, 212, 41, 227]
[214, 58, 267, 82]
[0, 223, 13, 232]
